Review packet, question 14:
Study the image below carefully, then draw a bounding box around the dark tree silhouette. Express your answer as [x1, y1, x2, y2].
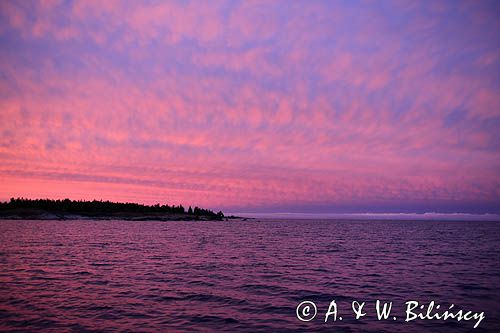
[0, 197, 224, 220]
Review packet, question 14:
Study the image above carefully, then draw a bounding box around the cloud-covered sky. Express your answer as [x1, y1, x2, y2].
[1, 0, 499, 213]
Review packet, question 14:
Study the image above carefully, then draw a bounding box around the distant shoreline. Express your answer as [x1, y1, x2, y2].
[0, 209, 243, 221]
[0, 198, 230, 221]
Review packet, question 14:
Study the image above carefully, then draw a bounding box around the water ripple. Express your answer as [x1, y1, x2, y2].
[0, 219, 499, 332]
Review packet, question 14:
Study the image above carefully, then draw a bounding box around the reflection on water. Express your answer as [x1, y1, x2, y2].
[0, 219, 499, 332]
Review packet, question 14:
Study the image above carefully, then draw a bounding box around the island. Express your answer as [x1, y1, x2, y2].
[0, 198, 228, 221]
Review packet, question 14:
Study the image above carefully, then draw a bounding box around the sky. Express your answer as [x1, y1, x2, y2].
[0, 0, 499, 214]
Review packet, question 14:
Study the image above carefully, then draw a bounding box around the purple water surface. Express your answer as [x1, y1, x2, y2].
[0, 219, 499, 332]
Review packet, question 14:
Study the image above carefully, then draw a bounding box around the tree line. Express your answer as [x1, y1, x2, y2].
[0, 197, 224, 218]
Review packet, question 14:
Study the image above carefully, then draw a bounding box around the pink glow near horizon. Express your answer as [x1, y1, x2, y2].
[0, 1, 499, 213]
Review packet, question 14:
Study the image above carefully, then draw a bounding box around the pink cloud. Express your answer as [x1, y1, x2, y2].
[0, 1, 499, 212]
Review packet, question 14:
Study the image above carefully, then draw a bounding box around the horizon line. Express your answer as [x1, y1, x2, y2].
[229, 212, 500, 221]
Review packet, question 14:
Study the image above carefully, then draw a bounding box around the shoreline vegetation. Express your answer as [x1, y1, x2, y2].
[0, 198, 234, 221]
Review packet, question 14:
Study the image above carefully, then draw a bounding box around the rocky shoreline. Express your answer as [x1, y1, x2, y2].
[0, 209, 239, 221]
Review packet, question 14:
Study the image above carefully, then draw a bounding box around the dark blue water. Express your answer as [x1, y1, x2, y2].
[0, 219, 499, 332]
